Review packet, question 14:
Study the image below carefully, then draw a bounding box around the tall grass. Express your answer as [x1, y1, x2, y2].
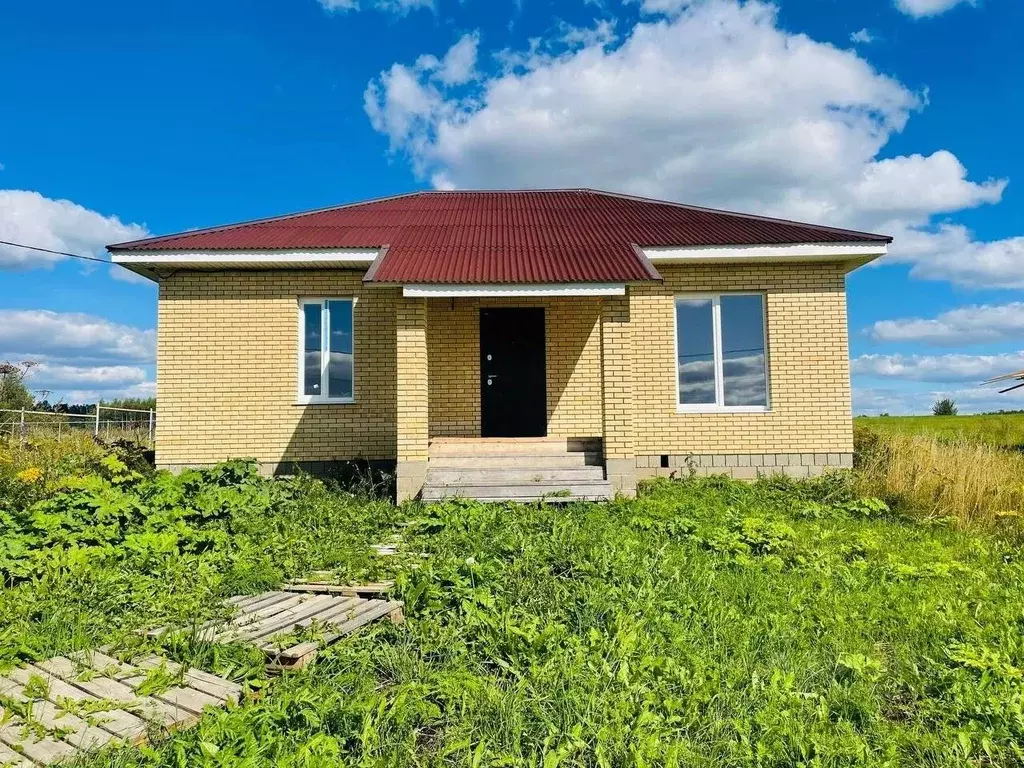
[857, 412, 1024, 449]
[855, 426, 1024, 529]
[0, 431, 108, 479]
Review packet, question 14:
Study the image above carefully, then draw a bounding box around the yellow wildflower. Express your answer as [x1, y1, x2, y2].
[16, 467, 43, 484]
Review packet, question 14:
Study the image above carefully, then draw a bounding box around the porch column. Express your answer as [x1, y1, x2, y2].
[601, 292, 637, 497]
[395, 296, 429, 502]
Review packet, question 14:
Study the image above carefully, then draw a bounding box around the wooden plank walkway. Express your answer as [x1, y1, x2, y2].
[0, 651, 242, 766]
[147, 585, 404, 671]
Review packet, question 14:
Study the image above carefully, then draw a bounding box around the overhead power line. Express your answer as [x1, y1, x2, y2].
[0, 239, 111, 265]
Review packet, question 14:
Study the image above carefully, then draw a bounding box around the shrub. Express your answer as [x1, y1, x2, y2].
[932, 398, 959, 416]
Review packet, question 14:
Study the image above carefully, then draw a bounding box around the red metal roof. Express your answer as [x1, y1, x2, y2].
[108, 189, 891, 284]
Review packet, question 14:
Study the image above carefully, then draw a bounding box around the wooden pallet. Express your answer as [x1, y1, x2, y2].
[0, 651, 242, 767]
[147, 588, 404, 672]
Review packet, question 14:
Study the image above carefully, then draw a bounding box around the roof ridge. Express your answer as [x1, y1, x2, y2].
[578, 188, 892, 242]
[106, 189, 429, 251]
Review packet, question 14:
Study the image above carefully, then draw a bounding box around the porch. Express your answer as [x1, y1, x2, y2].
[393, 291, 637, 502]
[422, 437, 611, 502]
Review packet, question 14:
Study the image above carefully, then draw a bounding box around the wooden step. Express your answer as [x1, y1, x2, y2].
[425, 467, 606, 485]
[421, 480, 612, 502]
[428, 452, 604, 469]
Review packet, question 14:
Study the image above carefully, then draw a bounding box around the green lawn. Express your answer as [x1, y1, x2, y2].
[856, 412, 1024, 449]
[2, 451, 1024, 766]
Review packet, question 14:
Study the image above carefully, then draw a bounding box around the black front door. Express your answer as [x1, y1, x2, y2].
[480, 308, 547, 437]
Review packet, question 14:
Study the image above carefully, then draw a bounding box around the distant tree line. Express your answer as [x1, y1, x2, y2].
[1, 360, 155, 412]
[32, 398, 157, 413]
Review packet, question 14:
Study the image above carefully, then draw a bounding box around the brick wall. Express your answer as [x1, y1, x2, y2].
[426, 297, 603, 438]
[156, 270, 398, 468]
[395, 298, 428, 463]
[155, 263, 853, 476]
[600, 293, 634, 459]
[631, 262, 853, 457]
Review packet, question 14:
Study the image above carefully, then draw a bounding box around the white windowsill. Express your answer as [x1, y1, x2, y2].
[295, 398, 356, 406]
[677, 405, 771, 414]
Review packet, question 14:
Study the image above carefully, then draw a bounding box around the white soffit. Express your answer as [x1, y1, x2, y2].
[110, 248, 381, 271]
[642, 241, 888, 263]
[402, 283, 626, 298]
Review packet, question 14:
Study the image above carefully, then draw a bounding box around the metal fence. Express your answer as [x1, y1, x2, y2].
[0, 406, 156, 445]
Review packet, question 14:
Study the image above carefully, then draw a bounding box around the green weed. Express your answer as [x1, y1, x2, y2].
[2, 451, 1023, 765]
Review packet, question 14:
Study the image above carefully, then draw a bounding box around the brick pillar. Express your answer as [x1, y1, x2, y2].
[600, 292, 637, 496]
[395, 297, 429, 502]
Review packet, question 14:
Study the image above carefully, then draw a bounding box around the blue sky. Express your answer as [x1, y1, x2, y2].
[1, 0, 1022, 413]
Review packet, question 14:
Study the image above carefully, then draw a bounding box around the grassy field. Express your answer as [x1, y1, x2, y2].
[854, 413, 1024, 530]
[3, 439, 1024, 766]
[856, 412, 1024, 449]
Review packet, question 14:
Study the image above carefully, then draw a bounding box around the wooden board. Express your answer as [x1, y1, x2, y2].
[143, 583, 404, 672]
[269, 598, 405, 669]
[282, 581, 396, 597]
[0, 652, 243, 766]
[0, 740, 34, 768]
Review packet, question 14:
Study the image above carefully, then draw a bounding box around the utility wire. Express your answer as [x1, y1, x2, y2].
[0, 239, 111, 265]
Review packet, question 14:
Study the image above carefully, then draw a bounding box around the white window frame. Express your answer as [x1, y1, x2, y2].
[297, 297, 356, 405]
[674, 292, 770, 414]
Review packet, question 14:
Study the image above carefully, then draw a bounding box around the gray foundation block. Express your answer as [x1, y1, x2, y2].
[396, 460, 428, 503]
[635, 453, 853, 481]
[605, 458, 638, 498]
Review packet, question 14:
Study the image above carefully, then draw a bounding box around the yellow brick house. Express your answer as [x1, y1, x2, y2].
[108, 189, 890, 502]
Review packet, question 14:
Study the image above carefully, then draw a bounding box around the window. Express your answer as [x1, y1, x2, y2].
[675, 293, 768, 411]
[299, 298, 354, 403]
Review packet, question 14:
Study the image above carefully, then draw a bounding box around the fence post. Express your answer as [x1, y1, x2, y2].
[94, 404, 101, 437]
[19, 408, 26, 440]
[148, 409, 155, 443]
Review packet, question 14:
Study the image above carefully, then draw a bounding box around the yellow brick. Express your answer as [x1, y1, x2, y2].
[155, 262, 853, 468]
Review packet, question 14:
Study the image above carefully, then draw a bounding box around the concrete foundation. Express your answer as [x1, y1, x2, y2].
[396, 460, 428, 503]
[605, 457, 638, 497]
[635, 452, 853, 480]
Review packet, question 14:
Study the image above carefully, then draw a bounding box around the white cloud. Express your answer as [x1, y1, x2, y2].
[895, 0, 976, 19]
[633, 0, 693, 15]
[869, 302, 1024, 345]
[558, 19, 618, 49]
[852, 351, 1024, 382]
[0, 190, 148, 271]
[27, 364, 148, 392]
[436, 32, 480, 86]
[0, 310, 155, 364]
[854, 385, 1024, 416]
[317, 0, 432, 14]
[850, 28, 875, 44]
[364, 33, 481, 149]
[883, 224, 1024, 289]
[364, 0, 1019, 289]
[410, 32, 481, 86]
[848, 151, 1004, 218]
[63, 381, 157, 407]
